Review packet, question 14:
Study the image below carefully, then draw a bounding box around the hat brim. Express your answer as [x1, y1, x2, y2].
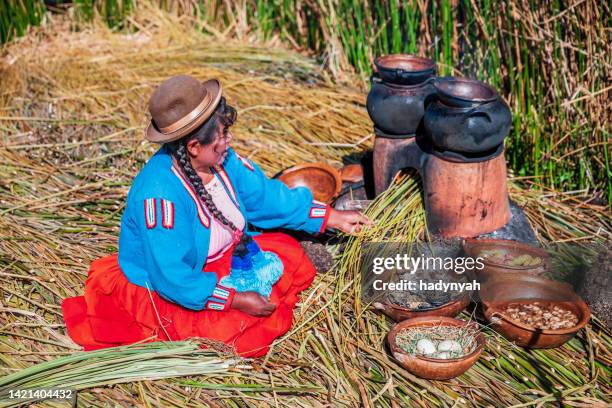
[145, 79, 223, 144]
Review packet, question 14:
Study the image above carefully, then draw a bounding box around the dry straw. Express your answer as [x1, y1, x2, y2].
[0, 5, 610, 407]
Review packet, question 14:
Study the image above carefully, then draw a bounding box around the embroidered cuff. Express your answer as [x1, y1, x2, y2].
[204, 284, 236, 311]
[319, 204, 331, 233]
[308, 200, 331, 233]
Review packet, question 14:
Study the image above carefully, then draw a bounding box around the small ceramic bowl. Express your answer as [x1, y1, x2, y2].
[373, 293, 471, 323]
[480, 276, 591, 348]
[277, 163, 342, 203]
[463, 238, 551, 282]
[387, 316, 485, 380]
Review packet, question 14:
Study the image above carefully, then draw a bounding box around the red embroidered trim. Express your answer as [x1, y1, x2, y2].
[171, 166, 210, 228]
[236, 153, 254, 171]
[144, 198, 157, 229]
[213, 165, 239, 206]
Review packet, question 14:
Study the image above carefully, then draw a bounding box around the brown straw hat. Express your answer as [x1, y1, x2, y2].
[145, 75, 223, 143]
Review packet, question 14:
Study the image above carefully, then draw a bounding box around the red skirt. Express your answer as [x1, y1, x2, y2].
[61, 232, 316, 357]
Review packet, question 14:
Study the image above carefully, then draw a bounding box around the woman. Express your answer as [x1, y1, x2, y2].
[62, 75, 370, 357]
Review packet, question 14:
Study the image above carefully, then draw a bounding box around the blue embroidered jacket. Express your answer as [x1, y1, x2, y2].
[118, 146, 329, 311]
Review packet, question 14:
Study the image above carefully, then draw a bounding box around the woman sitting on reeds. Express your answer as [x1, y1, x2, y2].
[61, 75, 370, 357]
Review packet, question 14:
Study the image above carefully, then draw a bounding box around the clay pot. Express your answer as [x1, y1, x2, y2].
[374, 54, 436, 86]
[387, 317, 485, 380]
[366, 55, 436, 136]
[373, 293, 471, 323]
[277, 163, 342, 203]
[462, 239, 551, 282]
[480, 276, 591, 348]
[339, 164, 364, 184]
[424, 77, 511, 154]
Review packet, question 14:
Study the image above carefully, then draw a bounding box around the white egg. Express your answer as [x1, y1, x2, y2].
[433, 351, 451, 359]
[437, 340, 462, 353]
[416, 338, 436, 355]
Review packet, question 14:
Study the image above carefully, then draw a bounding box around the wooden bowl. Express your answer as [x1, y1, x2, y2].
[480, 276, 591, 348]
[463, 238, 551, 282]
[373, 293, 471, 323]
[277, 163, 342, 203]
[387, 317, 485, 380]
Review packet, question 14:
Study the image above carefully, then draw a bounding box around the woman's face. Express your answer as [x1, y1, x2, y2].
[187, 124, 233, 169]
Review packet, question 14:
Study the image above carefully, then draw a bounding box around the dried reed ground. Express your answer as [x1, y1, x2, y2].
[0, 8, 610, 408]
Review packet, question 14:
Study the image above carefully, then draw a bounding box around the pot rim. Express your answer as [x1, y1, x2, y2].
[375, 54, 436, 74]
[388, 317, 486, 363]
[383, 291, 470, 312]
[434, 77, 498, 105]
[463, 238, 549, 271]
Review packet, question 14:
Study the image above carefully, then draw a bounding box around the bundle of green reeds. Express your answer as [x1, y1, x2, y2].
[0, 6, 610, 407]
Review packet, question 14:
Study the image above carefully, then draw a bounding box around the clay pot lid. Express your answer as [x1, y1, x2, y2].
[375, 55, 435, 73]
[434, 77, 498, 107]
[277, 162, 342, 204]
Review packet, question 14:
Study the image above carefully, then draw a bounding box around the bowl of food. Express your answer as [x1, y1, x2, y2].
[387, 317, 485, 380]
[373, 292, 471, 323]
[277, 163, 342, 204]
[480, 276, 591, 348]
[463, 239, 550, 282]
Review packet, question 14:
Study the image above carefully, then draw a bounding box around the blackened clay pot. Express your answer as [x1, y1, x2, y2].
[424, 78, 512, 154]
[366, 55, 436, 137]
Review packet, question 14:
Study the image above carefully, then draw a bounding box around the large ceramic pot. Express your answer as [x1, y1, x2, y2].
[366, 55, 436, 137]
[424, 77, 511, 154]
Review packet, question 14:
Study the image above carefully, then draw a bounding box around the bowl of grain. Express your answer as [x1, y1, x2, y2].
[480, 275, 591, 348]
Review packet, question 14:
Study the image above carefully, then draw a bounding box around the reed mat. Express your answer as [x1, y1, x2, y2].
[0, 6, 610, 408]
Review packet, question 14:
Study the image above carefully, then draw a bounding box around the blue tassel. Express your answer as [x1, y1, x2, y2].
[221, 242, 283, 297]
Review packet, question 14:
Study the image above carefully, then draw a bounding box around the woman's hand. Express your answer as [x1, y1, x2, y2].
[231, 292, 277, 317]
[326, 208, 373, 235]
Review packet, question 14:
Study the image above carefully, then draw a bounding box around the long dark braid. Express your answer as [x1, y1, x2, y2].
[169, 97, 252, 255]
[175, 141, 239, 232]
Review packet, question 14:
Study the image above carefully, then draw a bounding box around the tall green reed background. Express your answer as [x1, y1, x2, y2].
[1, 0, 610, 203]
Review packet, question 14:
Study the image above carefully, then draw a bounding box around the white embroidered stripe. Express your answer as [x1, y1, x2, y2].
[213, 287, 230, 299]
[239, 156, 254, 170]
[213, 165, 238, 204]
[162, 200, 174, 228]
[145, 199, 156, 228]
[171, 167, 210, 227]
[312, 199, 327, 208]
[207, 302, 224, 310]
[310, 207, 326, 218]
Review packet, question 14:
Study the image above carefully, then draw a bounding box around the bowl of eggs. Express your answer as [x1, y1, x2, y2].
[387, 317, 485, 380]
